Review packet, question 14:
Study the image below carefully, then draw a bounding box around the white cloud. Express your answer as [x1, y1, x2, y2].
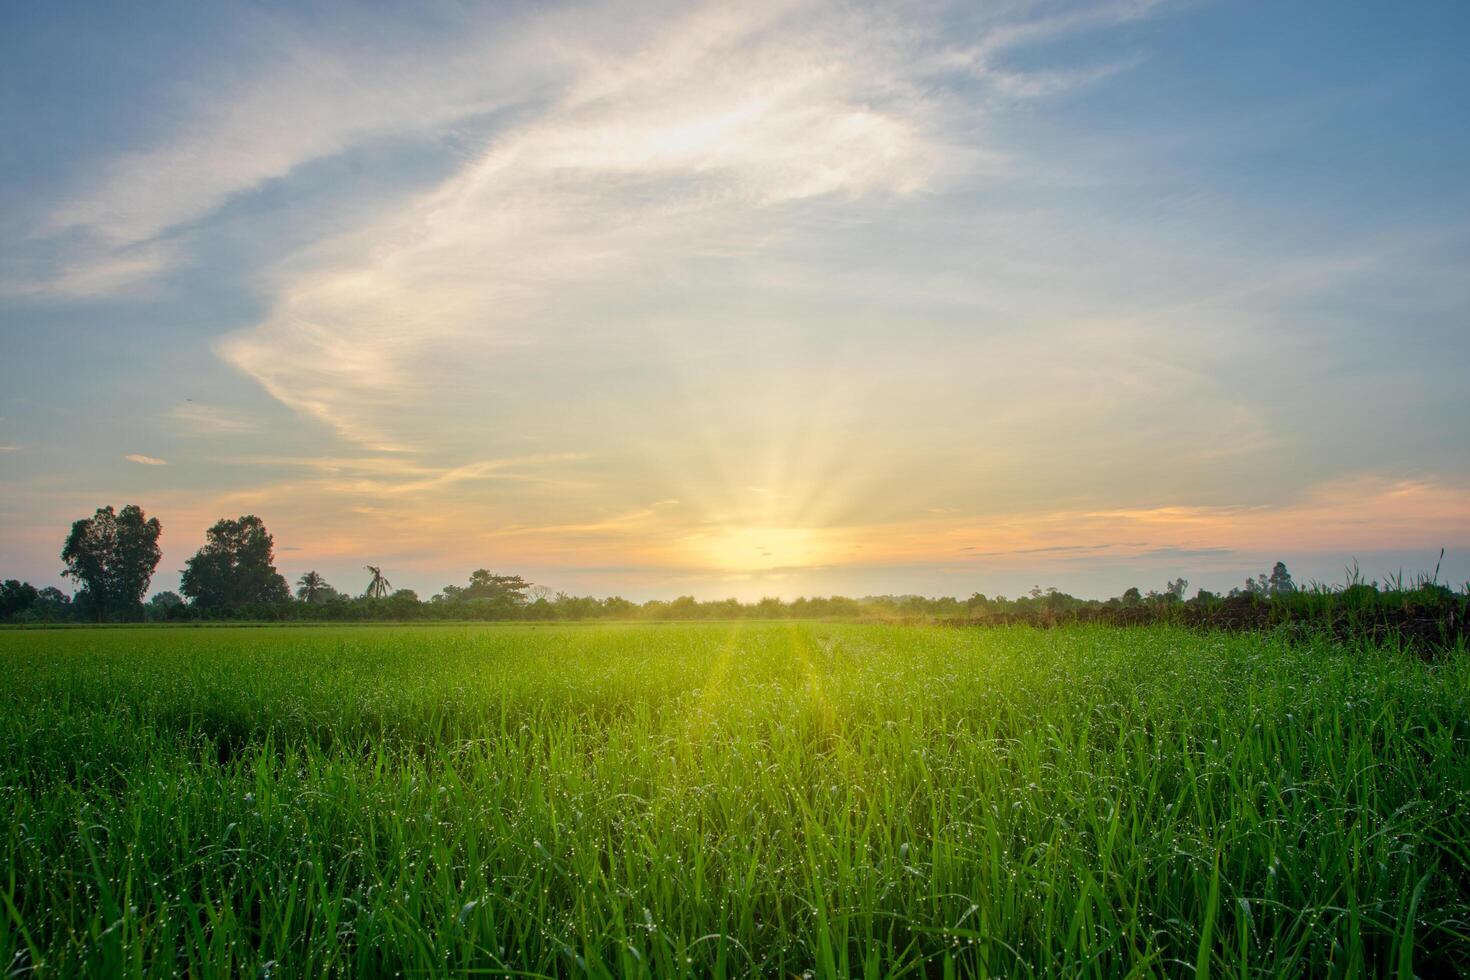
[124, 454, 168, 466]
[22, 1, 1165, 448]
[5, 243, 173, 298]
[224, 452, 591, 495]
[44, 26, 534, 248]
[214, 1, 1010, 446]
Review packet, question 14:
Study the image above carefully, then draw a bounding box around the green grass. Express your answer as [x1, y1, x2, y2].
[2, 623, 1467, 977]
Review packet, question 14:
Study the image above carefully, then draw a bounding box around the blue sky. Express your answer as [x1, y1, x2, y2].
[2, 0, 1468, 601]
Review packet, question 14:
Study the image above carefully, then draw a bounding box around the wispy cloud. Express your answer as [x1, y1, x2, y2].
[213, 451, 592, 498]
[124, 453, 168, 466]
[5, 243, 173, 299]
[857, 476, 1470, 565]
[18, 0, 1162, 447]
[217, 1, 963, 445]
[1136, 546, 1235, 559]
[41, 16, 540, 249]
[169, 403, 258, 435]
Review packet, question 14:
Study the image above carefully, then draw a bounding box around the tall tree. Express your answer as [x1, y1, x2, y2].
[363, 566, 392, 599]
[1267, 561, 1296, 596]
[434, 570, 530, 617]
[296, 571, 335, 604]
[60, 504, 163, 621]
[180, 515, 290, 609]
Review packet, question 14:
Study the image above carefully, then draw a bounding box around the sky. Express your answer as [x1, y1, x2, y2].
[2, 0, 1468, 602]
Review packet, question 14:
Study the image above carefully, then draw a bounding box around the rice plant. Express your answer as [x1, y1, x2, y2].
[2, 623, 1467, 977]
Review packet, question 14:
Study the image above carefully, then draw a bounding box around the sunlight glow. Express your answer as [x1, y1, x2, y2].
[690, 526, 831, 571]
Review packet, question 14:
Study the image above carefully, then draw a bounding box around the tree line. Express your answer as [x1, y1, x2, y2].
[1, 504, 1464, 648]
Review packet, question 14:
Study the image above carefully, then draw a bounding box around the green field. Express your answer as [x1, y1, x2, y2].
[3, 624, 1467, 977]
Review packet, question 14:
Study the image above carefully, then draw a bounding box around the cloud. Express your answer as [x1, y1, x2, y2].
[20, 0, 1163, 446]
[4, 243, 173, 298]
[0, 445, 18, 453]
[124, 454, 168, 466]
[864, 476, 1470, 566]
[169, 403, 258, 435]
[935, 0, 1171, 73]
[962, 543, 1116, 557]
[216, 1, 965, 446]
[1136, 546, 1235, 559]
[42, 15, 540, 249]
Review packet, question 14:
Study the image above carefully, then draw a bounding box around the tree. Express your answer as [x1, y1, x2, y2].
[438, 571, 529, 603]
[60, 504, 163, 621]
[383, 588, 421, 619]
[432, 570, 530, 619]
[364, 566, 392, 599]
[33, 587, 72, 621]
[1121, 587, 1142, 608]
[180, 515, 290, 609]
[1165, 577, 1189, 601]
[465, 570, 529, 603]
[145, 591, 185, 622]
[296, 571, 337, 603]
[1, 580, 39, 620]
[602, 596, 636, 617]
[1267, 561, 1295, 596]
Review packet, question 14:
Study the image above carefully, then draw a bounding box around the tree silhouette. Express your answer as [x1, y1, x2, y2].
[181, 515, 290, 608]
[297, 571, 334, 603]
[1268, 561, 1296, 596]
[60, 504, 162, 621]
[0, 580, 39, 620]
[364, 566, 392, 599]
[434, 570, 530, 617]
[33, 587, 71, 621]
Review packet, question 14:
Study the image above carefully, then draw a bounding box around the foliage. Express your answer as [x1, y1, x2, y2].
[180, 515, 290, 609]
[433, 569, 531, 616]
[32, 587, 72, 622]
[295, 570, 338, 604]
[58, 504, 163, 621]
[9, 548, 1468, 654]
[0, 579, 39, 620]
[1267, 560, 1295, 595]
[363, 566, 392, 600]
[1, 623, 1466, 976]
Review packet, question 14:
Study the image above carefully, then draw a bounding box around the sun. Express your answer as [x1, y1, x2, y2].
[692, 526, 830, 572]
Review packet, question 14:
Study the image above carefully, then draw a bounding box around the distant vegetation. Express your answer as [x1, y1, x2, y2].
[3, 504, 1465, 653]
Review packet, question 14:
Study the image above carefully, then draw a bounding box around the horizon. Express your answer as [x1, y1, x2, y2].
[4, 0, 1469, 603]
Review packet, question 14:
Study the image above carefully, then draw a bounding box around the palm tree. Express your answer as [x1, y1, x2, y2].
[296, 570, 329, 603]
[364, 565, 392, 600]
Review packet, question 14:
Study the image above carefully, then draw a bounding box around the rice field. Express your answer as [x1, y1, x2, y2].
[2, 623, 1467, 977]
